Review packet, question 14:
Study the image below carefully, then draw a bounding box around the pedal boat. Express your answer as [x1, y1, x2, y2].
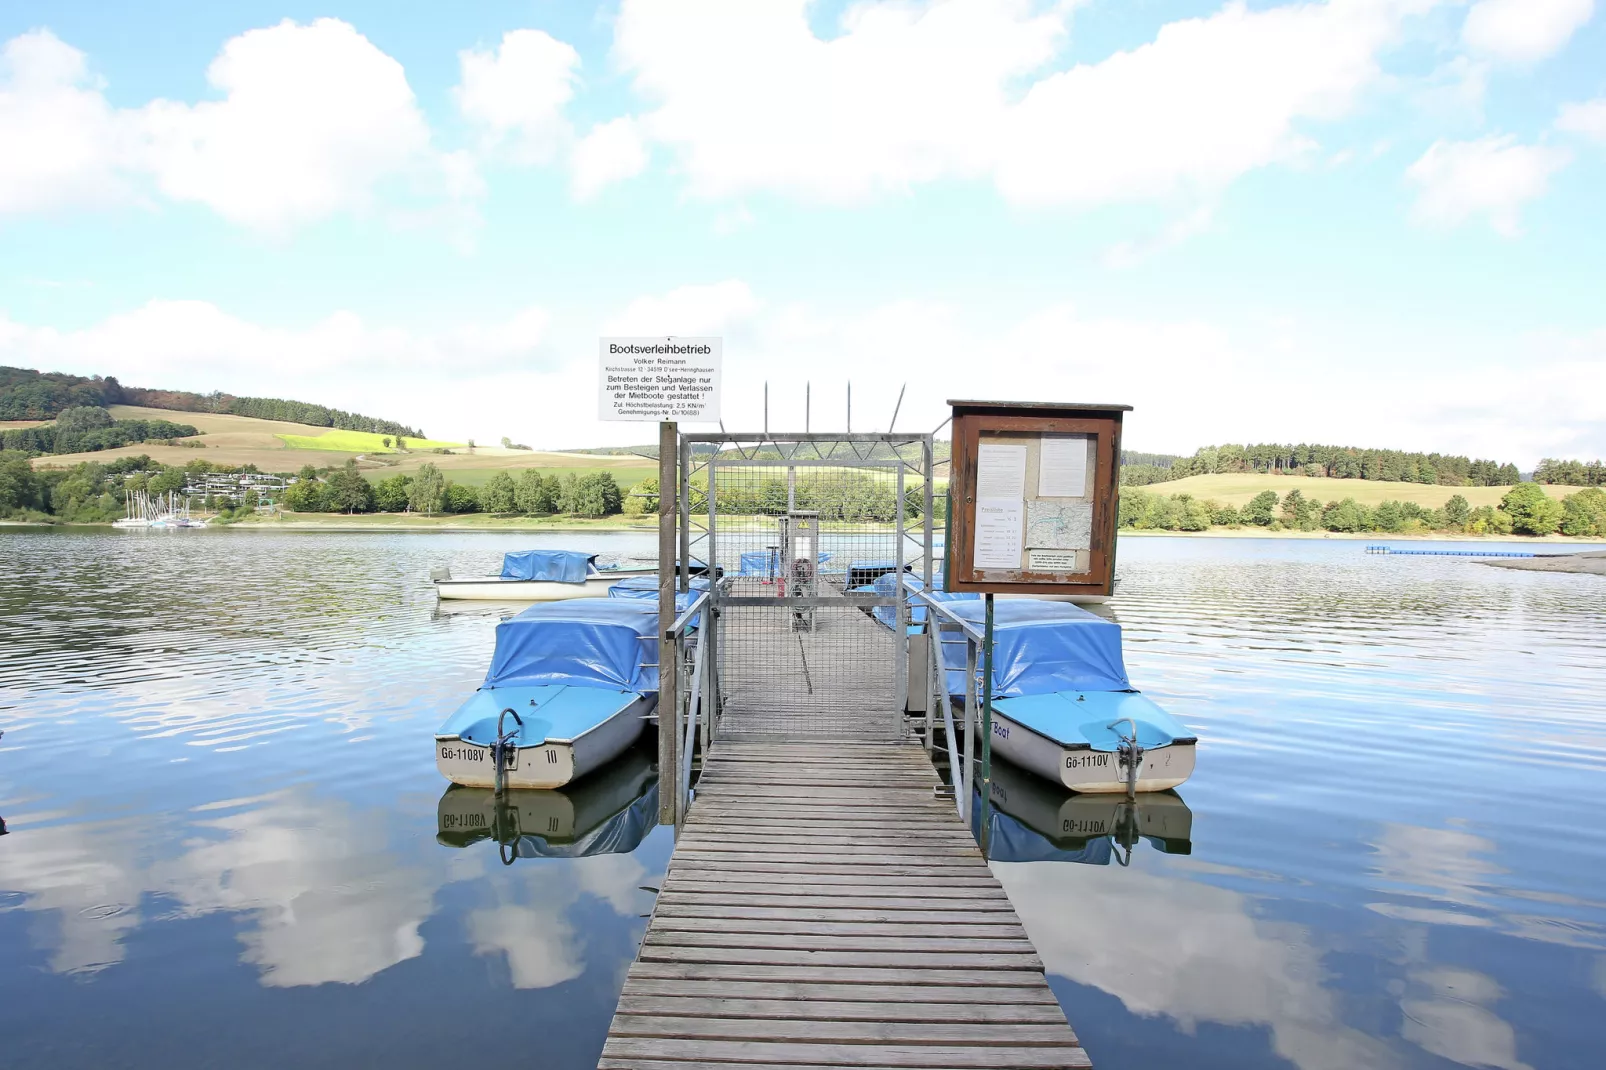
[933, 598, 1197, 794]
[435, 599, 659, 789]
[434, 550, 655, 601]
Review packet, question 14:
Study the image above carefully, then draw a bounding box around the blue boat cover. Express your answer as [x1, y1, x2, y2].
[606, 575, 706, 627]
[439, 683, 644, 745]
[484, 599, 658, 691]
[607, 574, 711, 594]
[739, 549, 832, 576]
[933, 599, 1130, 696]
[500, 550, 596, 583]
[992, 690, 1195, 748]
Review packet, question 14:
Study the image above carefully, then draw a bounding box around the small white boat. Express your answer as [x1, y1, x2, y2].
[435, 599, 659, 789]
[434, 550, 655, 601]
[989, 691, 1196, 794]
[936, 598, 1197, 794]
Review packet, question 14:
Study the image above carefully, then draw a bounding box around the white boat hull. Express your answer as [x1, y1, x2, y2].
[435, 572, 652, 601]
[434, 694, 654, 789]
[987, 708, 1195, 793]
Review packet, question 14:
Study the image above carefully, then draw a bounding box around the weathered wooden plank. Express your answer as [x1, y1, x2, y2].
[637, 946, 1043, 970]
[668, 863, 998, 880]
[653, 892, 1020, 912]
[672, 843, 983, 858]
[661, 861, 989, 880]
[664, 879, 1010, 898]
[607, 731, 1086, 1070]
[597, 1038, 1091, 1069]
[648, 917, 1028, 939]
[644, 931, 1036, 954]
[626, 961, 1049, 987]
[612, 995, 1064, 1024]
[650, 904, 1024, 925]
[608, 1016, 1077, 1046]
[616, 979, 1059, 1004]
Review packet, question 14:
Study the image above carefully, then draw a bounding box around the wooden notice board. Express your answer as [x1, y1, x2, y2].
[946, 399, 1130, 596]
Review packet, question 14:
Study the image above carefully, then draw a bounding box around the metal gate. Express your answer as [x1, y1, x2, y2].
[679, 433, 935, 742]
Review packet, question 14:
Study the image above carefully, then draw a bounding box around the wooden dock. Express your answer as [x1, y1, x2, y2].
[599, 741, 1089, 1069]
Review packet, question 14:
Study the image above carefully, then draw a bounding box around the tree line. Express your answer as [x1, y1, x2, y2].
[0, 365, 422, 438]
[1119, 484, 1606, 538]
[1532, 458, 1606, 487]
[1, 406, 199, 455]
[1121, 442, 1521, 488]
[281, 463, 629, 518]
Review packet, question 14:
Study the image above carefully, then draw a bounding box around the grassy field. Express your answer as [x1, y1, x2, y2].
[277, 429, 462, 452]
[1, 420, 46, 430]
[29, 405, 658, 480]
[1151, 472, 1587, 508]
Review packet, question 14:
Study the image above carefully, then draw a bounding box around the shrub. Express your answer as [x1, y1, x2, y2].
[1500, 483, 1564, 536]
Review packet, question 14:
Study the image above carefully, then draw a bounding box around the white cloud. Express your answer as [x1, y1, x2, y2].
[603, 279, 761, 336]
[4, 282, 1602, 464]
[454, 29, 580, 163]
[1462, 0, 1594, 64]
[610, 0, 1447, 208]
[571, 117, 649, 200]
[139, 19, 435, 230]
[0, 20, 462, 230]
[1406, 135, 1570, 235]
[0, 30, 131, 215]
[1556, 98, 1606, 143]
[613, 0, 1064, 201]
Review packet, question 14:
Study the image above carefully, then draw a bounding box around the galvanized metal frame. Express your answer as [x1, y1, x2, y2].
[678, 430, 935, 743]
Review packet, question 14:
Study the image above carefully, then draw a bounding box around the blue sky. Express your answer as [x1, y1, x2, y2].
[1, 0, 1602, 462]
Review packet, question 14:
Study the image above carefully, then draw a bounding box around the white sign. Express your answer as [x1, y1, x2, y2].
[598, 337, 722, 422]
[973, 499, 1025, 570]
[1038, 434, 1089, 498]
[975, 443, 1027, 500]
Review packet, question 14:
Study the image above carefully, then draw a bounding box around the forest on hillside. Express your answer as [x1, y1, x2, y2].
[1121, 442, 1522, 488]
[0, 366, 422, 438]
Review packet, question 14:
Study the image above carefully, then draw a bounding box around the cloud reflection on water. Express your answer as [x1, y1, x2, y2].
[0, 787, 653, 991]
[996, 860, 1399, 1070]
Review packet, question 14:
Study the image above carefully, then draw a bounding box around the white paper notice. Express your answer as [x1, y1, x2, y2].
[1038, 435, 1089, 498]
[976, 444, 1027, 500]
[973, 499, 1024, 570]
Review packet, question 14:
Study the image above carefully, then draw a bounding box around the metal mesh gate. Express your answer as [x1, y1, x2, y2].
[680, 434, 934, 742]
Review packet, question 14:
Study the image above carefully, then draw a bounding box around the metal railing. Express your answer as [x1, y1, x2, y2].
[905, 579, 997, 850]
[662, 587, 715, 828]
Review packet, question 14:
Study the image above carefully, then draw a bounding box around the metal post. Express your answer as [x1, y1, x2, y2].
[658, 421, 679, 827]
[922, 438, 934, 590]
[678, 435, 692, 594]
[979, 592, 995, 857]
[963, 633, 976, 822]
[895, 460, 908, 717]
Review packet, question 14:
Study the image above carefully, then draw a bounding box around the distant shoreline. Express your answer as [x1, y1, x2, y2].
[4, 515, 1601, 546]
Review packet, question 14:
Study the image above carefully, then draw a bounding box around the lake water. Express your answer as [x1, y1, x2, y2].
[2, 529, 1603, 1069]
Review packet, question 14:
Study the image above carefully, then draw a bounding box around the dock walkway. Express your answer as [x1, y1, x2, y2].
[599, 741, 1089, 1069]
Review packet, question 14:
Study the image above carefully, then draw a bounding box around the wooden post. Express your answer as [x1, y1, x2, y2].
[658, 420, 679, 826]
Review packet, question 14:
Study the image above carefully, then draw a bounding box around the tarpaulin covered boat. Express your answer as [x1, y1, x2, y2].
[434, 599, 659, 789]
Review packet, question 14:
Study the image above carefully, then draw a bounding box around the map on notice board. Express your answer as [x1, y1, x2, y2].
[1026, 500, 1093, 550]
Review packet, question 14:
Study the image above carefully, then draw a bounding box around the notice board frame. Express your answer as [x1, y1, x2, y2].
[946, 399, 1130, 596]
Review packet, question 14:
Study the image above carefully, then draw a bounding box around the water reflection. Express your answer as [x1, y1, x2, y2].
[3, 530, 1605, 1070]
[436, 745, 660, 861]
[978, 756, 1193, 864]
